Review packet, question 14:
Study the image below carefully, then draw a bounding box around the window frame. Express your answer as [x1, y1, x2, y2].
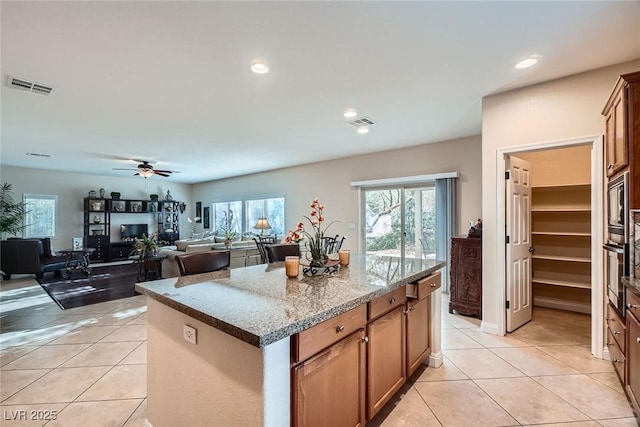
[23, 193, 57, 238]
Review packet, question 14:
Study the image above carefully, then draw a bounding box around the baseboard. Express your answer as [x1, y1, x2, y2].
[534, 296, 591, 314]
[144, 419, 153, 427]
[602, 346, 611, 361]
[428, 350, 443, 368]
[481, 321, 498, 335]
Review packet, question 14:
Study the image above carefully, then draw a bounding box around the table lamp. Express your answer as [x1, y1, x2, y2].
[254, 217, 272, 235]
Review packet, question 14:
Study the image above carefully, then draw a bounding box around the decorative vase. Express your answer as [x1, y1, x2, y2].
[99, 188, 105, 198]
[111, 192, 120, 200]
[225, 238, 232, 249]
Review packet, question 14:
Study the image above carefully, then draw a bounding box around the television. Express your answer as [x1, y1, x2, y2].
[120, 224, 149, 240]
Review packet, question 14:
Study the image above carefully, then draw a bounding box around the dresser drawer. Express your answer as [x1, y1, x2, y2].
[369, 287, 406, 320]
[607, 303, 626, 353]
[293, 304, 367, 363]
[627, 289, 640, 320]
[608, 328, 626, 383]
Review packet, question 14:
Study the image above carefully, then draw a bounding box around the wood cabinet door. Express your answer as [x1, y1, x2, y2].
[367, 305, 406, 421]
[627, 312, 640, 413]
[292, 329, 366, 427]
[406, 296, 431, 377]
[605, 87, 629, 177]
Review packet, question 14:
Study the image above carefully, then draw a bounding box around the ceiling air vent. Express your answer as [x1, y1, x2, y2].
[347, 117, 376, 128]
[6, 76, 54, 96]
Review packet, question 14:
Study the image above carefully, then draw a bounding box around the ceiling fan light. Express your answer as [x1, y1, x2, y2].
[139, 169, 154, 178]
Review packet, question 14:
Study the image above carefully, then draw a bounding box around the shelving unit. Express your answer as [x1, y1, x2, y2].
[83, 197, 181, 262]
[531, 184, 591, 313]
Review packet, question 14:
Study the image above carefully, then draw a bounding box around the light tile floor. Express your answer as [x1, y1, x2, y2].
[1, 276, 638, 426]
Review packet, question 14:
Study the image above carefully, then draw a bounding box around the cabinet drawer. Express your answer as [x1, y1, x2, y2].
[627, 289, 640, 320]
[407, 272, 441, 300]
[607, 303, 626, 353]
[607, 328, 626, 383]
[369, 287, 406, 320]
[294, 304, 367, 363]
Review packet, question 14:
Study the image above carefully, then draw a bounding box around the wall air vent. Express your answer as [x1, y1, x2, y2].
[7, 76, 54, 96]
[347, 117, 376, 127]
[26, 152, 51, 158]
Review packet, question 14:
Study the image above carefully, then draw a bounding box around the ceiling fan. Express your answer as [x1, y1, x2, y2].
[113, 160, 179, 179]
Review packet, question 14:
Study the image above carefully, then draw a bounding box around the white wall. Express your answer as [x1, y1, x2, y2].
[193, 135, 482, 251]
[0, 166, 192, 248]
[481, 59, 640, 332]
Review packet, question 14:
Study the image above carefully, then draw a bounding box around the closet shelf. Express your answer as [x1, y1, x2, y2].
[532, 278, 591, 289]
[532, 254, 591, 263]
[531, 207, 591, 212]
[532, 231, 591, 237]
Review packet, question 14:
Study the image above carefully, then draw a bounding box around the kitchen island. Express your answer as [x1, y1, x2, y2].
[136, 254, 445, 427]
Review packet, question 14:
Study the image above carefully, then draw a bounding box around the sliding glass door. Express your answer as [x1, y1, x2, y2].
[364, 186, 435, 260]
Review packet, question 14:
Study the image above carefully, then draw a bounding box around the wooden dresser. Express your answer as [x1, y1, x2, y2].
[449, 237, 482, 319]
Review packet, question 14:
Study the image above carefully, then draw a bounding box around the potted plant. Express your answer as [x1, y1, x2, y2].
[218, 212, 237, 249]
[130, 233, 159, 259]
[0, 183, 29, 240]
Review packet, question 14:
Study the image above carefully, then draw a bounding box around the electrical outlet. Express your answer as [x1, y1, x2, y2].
[183, 325, 197, 345]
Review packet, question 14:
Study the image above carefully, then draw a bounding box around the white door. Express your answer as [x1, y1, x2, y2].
[506, 156, 533, 332]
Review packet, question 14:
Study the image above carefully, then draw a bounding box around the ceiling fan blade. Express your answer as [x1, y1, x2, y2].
[134, 172, 140, 176]
[153, 169, 173, 174]
[154, 171, 170, 177]
[113, 168, 137, 171]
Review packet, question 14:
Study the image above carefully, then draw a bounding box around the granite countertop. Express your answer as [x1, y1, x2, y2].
[623, 276, 640, 296]
[135, 254, 445, 348]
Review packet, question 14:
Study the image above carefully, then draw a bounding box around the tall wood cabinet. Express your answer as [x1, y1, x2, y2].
[531, 184, 591, 313]
[449, 237, 482, 319]
[602, 70, 640, 209]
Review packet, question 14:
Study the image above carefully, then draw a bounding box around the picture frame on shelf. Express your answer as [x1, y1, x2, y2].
[203, 207, 210, 229]
[196, 202, 202, 223]
[73, 237, 83, 250]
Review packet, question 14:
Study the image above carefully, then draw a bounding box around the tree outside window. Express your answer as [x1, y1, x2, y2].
[23, 194, 57, 238]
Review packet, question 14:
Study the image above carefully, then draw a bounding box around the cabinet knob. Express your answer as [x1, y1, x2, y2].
[335, 325, 345, 333]
[388, 297, 396, 304]
[627, 304, 638, 309]
[612, 330, 620, 335]
[612, 358, 621, 363]
[608, 164, 614, 170]
[637, 337, 640, 344]
[430, 283, 437, 287]
[361, 336, 369, 343]
[409, 305, 415, 312]
[606, 342, 613, 347]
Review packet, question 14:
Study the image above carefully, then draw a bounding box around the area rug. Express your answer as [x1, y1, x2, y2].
[37, 262, 139, 309]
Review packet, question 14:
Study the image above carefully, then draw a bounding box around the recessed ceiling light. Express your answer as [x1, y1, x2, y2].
[357, 126, 369, 135]
[515, 56, 540, 69]
[344, 108, 358, 119]
[251, 60, 269, 74]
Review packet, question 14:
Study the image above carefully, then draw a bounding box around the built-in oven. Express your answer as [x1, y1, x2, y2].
[607, 171, 628, 244]
[604, 242, 629, 317]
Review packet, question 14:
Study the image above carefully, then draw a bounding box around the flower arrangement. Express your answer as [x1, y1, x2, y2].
[286, 197, 336, 267]
[187, 216, 201, 238]
[130, 233, 159, 259]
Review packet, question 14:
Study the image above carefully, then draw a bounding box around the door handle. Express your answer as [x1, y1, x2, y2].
[528, 247, 535, 253]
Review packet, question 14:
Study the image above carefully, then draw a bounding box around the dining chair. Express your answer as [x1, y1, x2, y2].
[265, 244, 300, 263]
[253, 238, 270, 264]
[323, 235, 346, 254]
[176, 251, 231, 276]
[258, 235, 278, 244]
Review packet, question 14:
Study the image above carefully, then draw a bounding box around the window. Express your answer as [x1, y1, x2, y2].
[212, 196, 285, 237]
[23, 194, 57, 238]
[212, 201, 243, 236]
[245, 197, 285, 237]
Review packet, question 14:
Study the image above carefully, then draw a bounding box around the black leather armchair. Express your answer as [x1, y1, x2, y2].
[0, 238, 67, 280]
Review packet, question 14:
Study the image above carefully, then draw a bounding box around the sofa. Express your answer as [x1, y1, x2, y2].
[1, 238, 68, 280]
[159, 238, 261, 278]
